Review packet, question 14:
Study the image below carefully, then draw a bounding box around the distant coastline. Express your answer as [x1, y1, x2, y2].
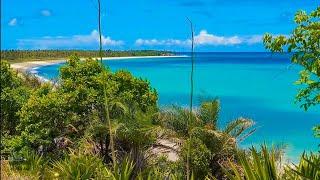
[10, 55, 187, 72]
[1, 50, 174, 62]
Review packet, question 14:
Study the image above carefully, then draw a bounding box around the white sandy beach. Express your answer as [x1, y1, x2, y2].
[10, 55, 186, 72]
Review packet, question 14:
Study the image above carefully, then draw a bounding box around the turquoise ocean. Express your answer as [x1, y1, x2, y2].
[33, 52, 319, 162]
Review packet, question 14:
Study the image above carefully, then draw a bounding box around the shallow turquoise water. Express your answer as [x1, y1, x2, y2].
[34, 52, 319, 161]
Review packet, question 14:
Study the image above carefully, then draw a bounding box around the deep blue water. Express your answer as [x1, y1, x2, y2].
[34, 52, 319, 161]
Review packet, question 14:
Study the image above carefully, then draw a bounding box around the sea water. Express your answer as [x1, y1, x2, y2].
[34, 52, 320, 162]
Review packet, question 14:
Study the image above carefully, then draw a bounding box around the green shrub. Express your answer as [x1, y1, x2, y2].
[109, 157, 135, 180]
[18, 85, 73, 151]
[50, 150, 110, 179]
[141, 156, 184, 179]
[112, 70, 158, 112]
[0, 61, 30, 136]
[59, 56, 157, 117]
[224, 145, 280, 180]
[199, 99, 220, 126]
[7, 150, 49, 179]
[1, 87, 30, 136]
[0, 61, 21, 92]
[190, 127, 232, 156]
[181, 138, 211, 179]
[156, 106, 195, 136]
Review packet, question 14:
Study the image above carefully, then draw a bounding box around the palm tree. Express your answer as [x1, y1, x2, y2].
[155, 99, 255, 178]
[156, 99, 255, 141]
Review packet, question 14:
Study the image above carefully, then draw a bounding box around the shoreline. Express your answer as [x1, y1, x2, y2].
[10, 55, 187, 72]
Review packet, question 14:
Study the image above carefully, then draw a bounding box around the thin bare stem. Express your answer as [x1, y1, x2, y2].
[103, 77, 116, 169]
[97, 0, 116, 169]
[186, 17, 195, 180]
[187, 17, 195, 124]
[98, 0, 103, 64]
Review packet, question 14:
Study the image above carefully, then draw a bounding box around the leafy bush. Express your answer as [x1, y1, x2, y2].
[111, 70, 158, 112]
[59, 56, 157, 117]
[17, 85, 73, 151]
[0, 61, 21, 92]
[181, 138, 211, 179]
[1, 87, 30, 136]
[0, 61, 30, 136]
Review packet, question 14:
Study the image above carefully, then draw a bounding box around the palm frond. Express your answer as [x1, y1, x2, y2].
[289, 152, 320, 180]
[110, 156, 135, 180]
[224, 145, 280, 180]
[223, 117, 255, 139]
[199, 100, 220, 128]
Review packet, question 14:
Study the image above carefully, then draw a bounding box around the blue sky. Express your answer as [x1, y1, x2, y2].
[1, 0, 318, 51]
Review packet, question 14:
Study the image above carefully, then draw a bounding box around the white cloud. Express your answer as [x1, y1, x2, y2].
[75, 30, 124, 46]
[245, 35, 263, 44]
[18, 30, 124, 49]
[135, 30, 263, 47]
[8, 18, 17, 26]
[135, 38, 188, 46]
[41, 10, 52, 16]
[194, 30, 242, 45]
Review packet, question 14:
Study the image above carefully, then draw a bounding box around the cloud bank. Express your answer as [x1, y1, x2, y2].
[17, 30, 124, 49]
[135, 30, 263, 47]
[16, 29, 264, 50]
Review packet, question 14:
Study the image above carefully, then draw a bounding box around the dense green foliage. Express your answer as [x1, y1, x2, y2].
[2, 56, 158, 156]
[0, 63, 30, 136]
[1, 50, 173, 62]
[181, 138, 211, 179]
